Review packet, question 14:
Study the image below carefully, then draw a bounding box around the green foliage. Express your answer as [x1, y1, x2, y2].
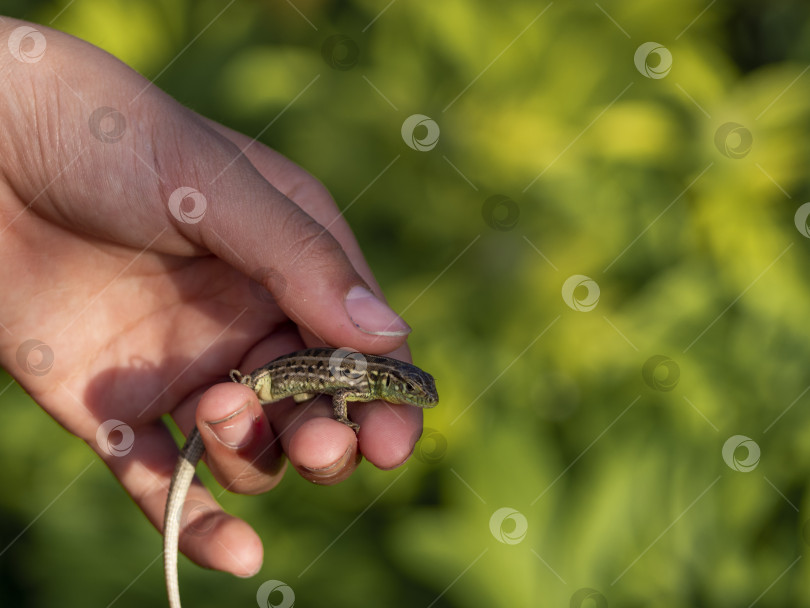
[3, 0, 810, 606]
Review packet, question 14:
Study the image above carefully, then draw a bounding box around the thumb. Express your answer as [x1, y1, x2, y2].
[0, 19, 410, 351]
[160, 138, 412, 349]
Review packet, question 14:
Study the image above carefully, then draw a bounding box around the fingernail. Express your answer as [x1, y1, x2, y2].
[302, 445, 356, 480]
[235, 560, 263, 579]
[205, 403, 254, 449]
[345, 286, 411, 337]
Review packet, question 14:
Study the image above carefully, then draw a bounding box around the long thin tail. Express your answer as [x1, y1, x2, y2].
[164, 427, 205, 608]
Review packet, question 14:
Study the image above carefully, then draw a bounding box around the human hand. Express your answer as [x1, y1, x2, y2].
[0, 18, 422, 577]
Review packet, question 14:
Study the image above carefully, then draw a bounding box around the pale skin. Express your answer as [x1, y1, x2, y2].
[0, 19, 423, 577]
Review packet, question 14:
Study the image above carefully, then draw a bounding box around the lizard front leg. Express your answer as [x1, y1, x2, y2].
[331, 389, 360, 432]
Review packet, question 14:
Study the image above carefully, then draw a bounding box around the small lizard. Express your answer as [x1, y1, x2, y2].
[163, 347, 438, 608]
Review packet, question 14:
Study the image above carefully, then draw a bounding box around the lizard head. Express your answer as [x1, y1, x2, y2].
[378, 363, 438, 408]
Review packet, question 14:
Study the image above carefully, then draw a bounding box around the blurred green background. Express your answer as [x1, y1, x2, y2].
[3, 0, 810, 606]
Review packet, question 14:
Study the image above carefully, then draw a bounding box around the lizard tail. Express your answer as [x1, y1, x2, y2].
[164, 427, 205, 608]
